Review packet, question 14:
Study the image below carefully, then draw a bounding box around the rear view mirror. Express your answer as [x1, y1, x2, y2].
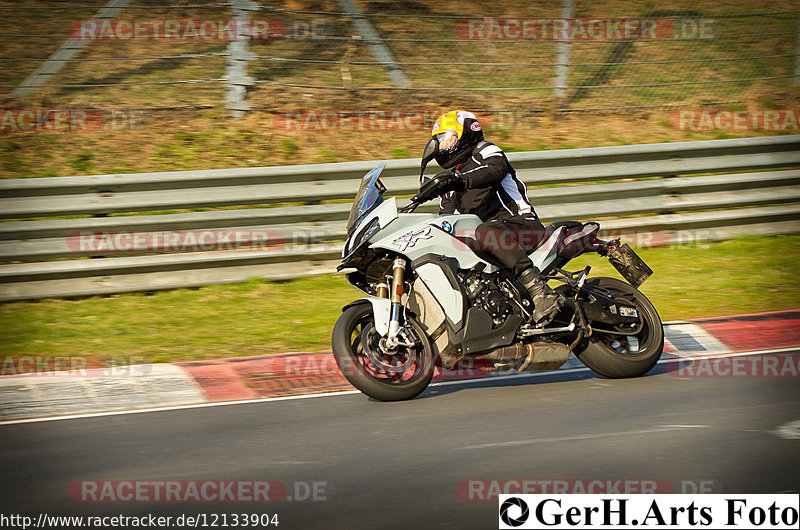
[419, 137, 439, 182]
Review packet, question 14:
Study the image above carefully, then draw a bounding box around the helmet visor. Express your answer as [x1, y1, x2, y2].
[435, 129, 459, 153]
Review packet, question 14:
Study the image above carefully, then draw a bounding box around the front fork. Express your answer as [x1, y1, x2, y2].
[383, 257, 406, 350]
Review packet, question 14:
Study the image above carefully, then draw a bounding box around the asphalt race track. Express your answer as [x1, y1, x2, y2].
[1, 349, 798, 529]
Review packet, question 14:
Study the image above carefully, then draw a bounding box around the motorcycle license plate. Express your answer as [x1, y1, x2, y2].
[607, 243, 653, 288]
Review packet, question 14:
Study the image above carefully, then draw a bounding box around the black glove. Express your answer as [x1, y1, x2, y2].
[432, 170, 467, 193]
[412, 171, 466, 204]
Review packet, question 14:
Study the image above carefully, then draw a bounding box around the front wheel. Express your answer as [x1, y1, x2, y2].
[574, 277, 664, 378]
[332, 303, 435, 401]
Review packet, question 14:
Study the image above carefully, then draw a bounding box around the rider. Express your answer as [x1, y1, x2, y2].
[418, 110, 561, 324]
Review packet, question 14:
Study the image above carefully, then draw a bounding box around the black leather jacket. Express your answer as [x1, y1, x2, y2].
[439, 141, 538, 222]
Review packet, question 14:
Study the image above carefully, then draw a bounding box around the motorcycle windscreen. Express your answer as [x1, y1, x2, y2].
[419, 136, 439, 181]
[346, 164, 386, 234]
[607, 244, 653, 288]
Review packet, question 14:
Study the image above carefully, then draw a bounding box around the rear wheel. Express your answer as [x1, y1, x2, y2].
[332, 303, 435, 401]
[574, 277, 663, 378]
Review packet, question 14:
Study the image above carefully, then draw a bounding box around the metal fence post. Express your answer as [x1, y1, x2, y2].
[555, 0, 575, 106]
[336, 0, 410, 88]
[795, 15, 800, 86]
[10, 0, 133, 98]
[226, 0, 259, 118]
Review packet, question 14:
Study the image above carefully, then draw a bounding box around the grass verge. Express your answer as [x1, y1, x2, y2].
[0, 235, 798, 365]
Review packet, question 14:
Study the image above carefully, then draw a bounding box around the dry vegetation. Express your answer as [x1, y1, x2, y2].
[0, 0, 798, 178]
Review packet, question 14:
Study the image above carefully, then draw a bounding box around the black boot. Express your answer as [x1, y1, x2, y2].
[519, 267, 562, 324]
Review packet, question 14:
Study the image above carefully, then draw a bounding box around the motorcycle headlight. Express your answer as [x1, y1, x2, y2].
[344, 217, 380, 258]
[355, 217, 381, 247]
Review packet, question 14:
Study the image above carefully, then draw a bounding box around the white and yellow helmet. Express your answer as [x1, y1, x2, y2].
[429, 110, 484, 169]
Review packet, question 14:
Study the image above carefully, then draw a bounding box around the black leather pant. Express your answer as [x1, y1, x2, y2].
[474, 217, 547, 276]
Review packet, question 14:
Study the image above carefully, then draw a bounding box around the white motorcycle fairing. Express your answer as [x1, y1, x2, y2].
[343, 197, 582, 341]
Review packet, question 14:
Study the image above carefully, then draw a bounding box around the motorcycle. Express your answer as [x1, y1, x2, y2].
[332, 160, 664, 401]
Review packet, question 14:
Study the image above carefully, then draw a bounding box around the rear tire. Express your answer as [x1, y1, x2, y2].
[332, 303, 434, 401]
[574, 277, 663, 378]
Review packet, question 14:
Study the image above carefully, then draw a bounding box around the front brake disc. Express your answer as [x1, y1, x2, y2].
[361, 324, 415, 373]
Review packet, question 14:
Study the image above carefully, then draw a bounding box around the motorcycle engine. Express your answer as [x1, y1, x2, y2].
[464, 274, 513, 328]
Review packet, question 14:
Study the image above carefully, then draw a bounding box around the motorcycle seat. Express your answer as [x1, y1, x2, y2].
[543, 220, 601, 259]
[521, 220, 586, 254]
[544, 220, 583, 237]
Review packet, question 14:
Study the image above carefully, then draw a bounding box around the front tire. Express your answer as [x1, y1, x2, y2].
[574, 277, 664, 378]
[332, 303, 435, 401]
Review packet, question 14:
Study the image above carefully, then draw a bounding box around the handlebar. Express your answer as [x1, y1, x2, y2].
[403, 170, 460, 213]
[399, 199, 421, 213]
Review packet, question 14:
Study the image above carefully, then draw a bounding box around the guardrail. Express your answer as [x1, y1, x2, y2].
[1, 136, 799, 302]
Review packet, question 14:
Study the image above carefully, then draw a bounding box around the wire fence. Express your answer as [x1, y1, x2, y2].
[248, 0, 800, 112]
[0, 0, 798, 115]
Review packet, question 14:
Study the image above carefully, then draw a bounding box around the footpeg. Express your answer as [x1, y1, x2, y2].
[519, 322, 576, 336]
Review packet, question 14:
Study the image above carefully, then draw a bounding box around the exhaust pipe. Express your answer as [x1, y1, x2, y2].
[476, 341, 572, 372]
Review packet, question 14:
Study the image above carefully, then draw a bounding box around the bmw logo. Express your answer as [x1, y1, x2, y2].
[441, 221, 453, 233]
